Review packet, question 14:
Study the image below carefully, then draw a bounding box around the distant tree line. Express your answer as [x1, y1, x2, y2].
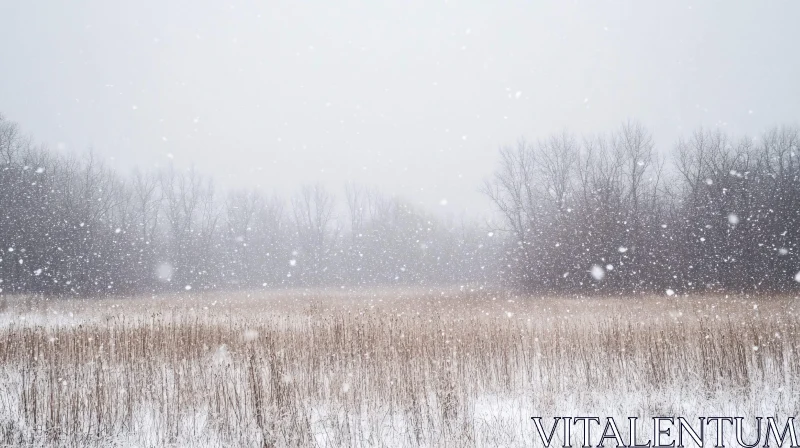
[0, 114, 500, 297]
[2, 113, 798, 297]
[483, 121, 800, 294]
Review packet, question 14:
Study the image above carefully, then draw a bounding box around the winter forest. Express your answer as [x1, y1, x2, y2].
[2, 114, 799, 298]
[3, 3, 800, 445]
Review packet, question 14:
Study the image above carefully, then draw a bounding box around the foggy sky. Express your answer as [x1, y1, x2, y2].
[2, 1, 799, 217]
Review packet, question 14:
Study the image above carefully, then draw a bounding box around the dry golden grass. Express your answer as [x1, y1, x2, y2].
[0, 288, 798, 447]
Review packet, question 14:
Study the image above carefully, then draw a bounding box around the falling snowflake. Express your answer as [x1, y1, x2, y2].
[243, 330, 259, 342]
[156, 263, 173, 281]
[590, 265, 605, 281]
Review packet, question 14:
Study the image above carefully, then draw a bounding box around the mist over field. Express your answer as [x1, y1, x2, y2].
[2, 1, 800, 446]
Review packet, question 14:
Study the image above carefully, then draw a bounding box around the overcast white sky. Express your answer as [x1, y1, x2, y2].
[2, 1, 799, 217]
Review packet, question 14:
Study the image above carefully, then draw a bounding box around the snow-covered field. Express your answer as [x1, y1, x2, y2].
[0, 289, 797, 447]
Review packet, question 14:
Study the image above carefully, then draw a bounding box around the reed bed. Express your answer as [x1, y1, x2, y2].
[0, 289, 797, 447]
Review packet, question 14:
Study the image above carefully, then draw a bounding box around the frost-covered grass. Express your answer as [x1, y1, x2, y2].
[0, 289, 798, 447]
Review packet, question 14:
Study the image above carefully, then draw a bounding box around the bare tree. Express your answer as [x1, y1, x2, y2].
[344, 182, 365, 243]
[291, 184, 338, 285]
